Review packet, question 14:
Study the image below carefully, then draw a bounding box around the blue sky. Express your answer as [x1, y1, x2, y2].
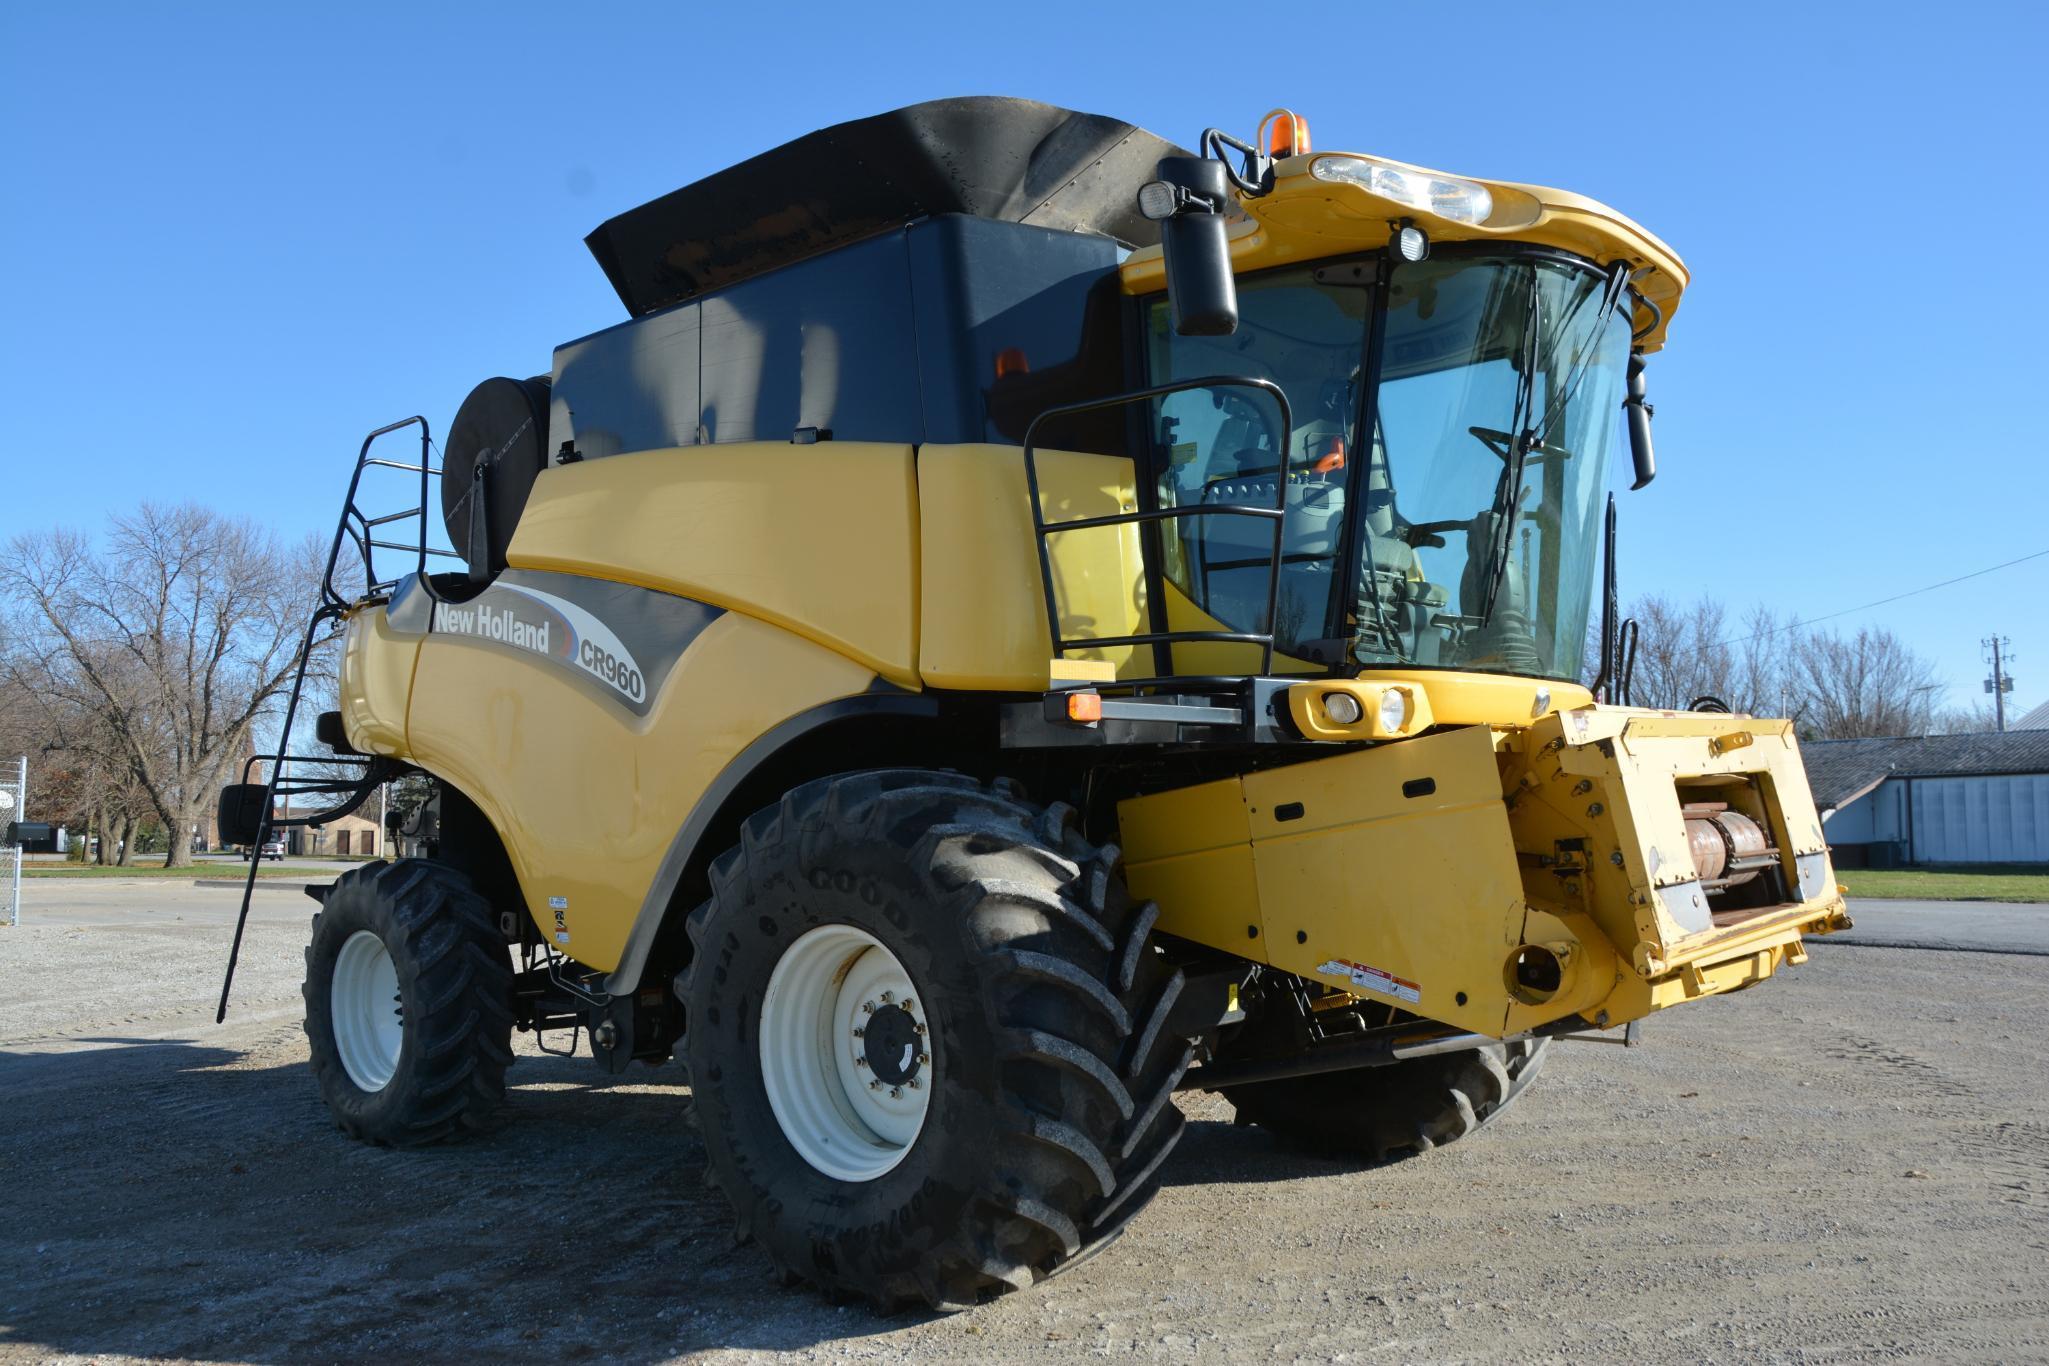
[5, 1, 2044, 717]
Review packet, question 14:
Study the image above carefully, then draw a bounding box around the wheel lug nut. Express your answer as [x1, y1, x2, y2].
[861, 1001, 875, 1014]
[869, 1080, 882, 1091]
[907, 1078, 921, 1090]
[902, 999, 916, 1014]
[880, 990, 894, 1004]
[889, 1086, 903, 1099]
[855, 1058, 868, 1069]
[918, 1053, 930, 1065]
[851, 1027, 864, 1038]
[912, 1022, 927, 1035]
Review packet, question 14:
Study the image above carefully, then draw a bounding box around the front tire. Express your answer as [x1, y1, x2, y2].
[304, 859, 515, 1146]
[682, 770, 1190, 1310]
[1222, 1039, 1549, 1161]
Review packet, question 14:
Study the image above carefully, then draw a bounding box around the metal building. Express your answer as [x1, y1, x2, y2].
[1806, 732, 2049, 866]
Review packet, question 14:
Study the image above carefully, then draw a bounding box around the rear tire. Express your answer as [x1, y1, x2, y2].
[304, 859, 515, 1147]
[681, 770, 1190, 1310]
[1222, 1039, 1549, 1162]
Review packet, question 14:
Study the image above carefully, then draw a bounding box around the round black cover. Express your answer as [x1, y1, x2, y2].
[441, 376, 551, 579]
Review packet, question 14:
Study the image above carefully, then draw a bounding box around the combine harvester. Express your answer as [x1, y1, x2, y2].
[218, 98, 1849, 1308]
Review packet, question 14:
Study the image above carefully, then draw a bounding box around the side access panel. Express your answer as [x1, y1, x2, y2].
[507, 442, 921, 688]
[1119, 728, 1567, 1037]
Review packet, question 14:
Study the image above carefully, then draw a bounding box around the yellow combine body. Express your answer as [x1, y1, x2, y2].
[230, 97, 1845, 1312]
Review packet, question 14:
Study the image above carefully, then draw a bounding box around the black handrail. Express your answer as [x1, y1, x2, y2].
[320, 417, 439, 611]
[1022, 376, 1293, 679]
[218, 417, 437, 1023]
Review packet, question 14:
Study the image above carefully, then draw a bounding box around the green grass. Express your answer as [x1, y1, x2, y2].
[23, 864, 316, 879]
[1837, 865, 2049, 903]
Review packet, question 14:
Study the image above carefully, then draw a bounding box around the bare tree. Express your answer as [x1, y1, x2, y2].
[1929, 700, 1998, 735]
[1786, 626, 1943, 739]
[1618, 595, 1945, 738]
[1619, 594, 1735, 711]
[0, 505, 323, 868]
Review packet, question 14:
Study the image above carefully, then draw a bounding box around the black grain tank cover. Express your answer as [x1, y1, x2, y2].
[585, 97, 1189, 318]
[442, 376, 552, 581]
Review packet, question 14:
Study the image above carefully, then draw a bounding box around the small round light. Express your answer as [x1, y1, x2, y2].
[1323, 691, 1363, 725]
[1136, 180, 1178, 221]
[1378, 688, 1409, 733]
[1532, 685, 1552, 716]
[1395, 224, 1429, 262]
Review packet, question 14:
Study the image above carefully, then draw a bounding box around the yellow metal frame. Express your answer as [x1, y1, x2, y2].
[1119, 705, 1847, 1037]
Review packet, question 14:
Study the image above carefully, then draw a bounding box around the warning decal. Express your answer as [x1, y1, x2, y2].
[1315, 957, 1422, 1004]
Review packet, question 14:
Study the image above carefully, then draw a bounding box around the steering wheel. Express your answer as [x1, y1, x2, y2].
[1399, 519, 1470, 550]
[1468, 426, 1574, 465]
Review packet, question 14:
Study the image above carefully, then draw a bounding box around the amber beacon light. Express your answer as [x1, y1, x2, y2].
[1262, 108, 1311, 157]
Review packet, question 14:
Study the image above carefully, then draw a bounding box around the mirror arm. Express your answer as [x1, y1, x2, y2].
[1624, 352, 1656, 489]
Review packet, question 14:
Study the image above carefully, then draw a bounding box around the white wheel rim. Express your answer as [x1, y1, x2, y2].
[332, 929, 403, 1092]
[758, 924, 933, 1182]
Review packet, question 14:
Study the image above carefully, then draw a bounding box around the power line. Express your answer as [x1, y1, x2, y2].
[1698, 546, 2049, 655]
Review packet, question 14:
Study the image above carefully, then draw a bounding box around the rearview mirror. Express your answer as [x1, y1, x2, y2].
[1148, 156, 1238, 337]
[217, 784, 270, 846]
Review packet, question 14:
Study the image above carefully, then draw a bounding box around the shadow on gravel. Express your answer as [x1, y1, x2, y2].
[3, 1036, 1369, 1361]
[1162, 1114, 1389, 1183]
[1, 1039, 937, 1361]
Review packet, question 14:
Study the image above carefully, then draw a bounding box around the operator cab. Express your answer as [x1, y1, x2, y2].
[1143, 247, 1637, 683]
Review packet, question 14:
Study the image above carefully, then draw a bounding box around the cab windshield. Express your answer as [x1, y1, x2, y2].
[1145, 250, 1632, 682]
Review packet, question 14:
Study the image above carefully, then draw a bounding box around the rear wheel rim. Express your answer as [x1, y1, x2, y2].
[758, 924, 933, 1182]
[332, 929, 403, 1092]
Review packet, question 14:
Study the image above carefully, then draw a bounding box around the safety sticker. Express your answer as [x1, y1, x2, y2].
[1315, 957, 1422, 1004]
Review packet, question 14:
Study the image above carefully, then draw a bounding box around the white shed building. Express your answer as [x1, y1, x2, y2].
[1806, 732, 2049, 866]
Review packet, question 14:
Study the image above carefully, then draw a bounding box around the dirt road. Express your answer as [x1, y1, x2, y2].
[3, 884, 2045, 1363]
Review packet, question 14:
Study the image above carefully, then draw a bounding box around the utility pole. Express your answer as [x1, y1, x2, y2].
[1983, 635, 2015, 733]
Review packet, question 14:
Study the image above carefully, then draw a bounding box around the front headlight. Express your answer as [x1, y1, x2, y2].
[1377, 686, 1411, 734]
[1311, 155, 1494, 226]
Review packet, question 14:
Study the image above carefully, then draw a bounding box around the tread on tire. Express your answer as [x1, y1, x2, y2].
[681, 769, 1190, 1310]
[1222, 1038, 1549, 1162]
[303, 858, 515, 1147]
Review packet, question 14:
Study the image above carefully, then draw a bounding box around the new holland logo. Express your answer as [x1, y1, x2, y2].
[437, 586, 648, 706]
[437, 600, 554, 653]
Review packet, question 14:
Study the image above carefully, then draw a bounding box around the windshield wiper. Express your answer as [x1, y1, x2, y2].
[1478, 261, 1630, 623]
[1480, 278, 1543, 621]
[1529, 260, 1632, 454]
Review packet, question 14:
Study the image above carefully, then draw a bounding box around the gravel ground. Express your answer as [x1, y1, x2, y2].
[3, 883, 2046, 1364]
